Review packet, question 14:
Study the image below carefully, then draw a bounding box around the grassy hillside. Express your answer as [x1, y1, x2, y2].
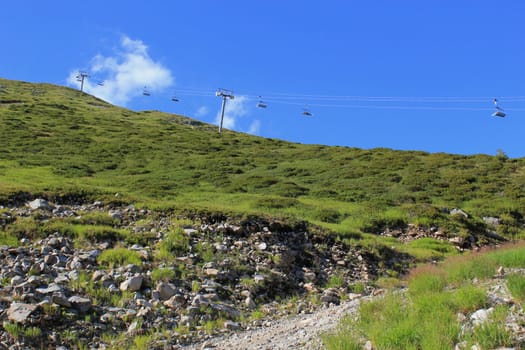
[2, 77, 525, 241]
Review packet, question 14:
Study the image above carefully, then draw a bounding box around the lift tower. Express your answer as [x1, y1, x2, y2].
[215, 88, 234, 134]
[76, 72, 89, 92]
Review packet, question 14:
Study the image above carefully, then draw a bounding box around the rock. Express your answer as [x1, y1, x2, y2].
[156, 282, 177, 301]
[10, 275, 24, 286]
[108, 210, 123, 221]
[100, 313, 114, 323]
[450, 208, 468, 218]
[164, 295, 185, 309]
[44, 254, 58, 265]
[223, 320, 240, 330]
[183, 227, 197, 235]
[304, 271, 317, 282]
[92, 270, 107, 282]
[68, 296, 92, 312]
[254, 274, 265, 283]
[120, 275, 143, 292]
[205, 268, 220, 277]
[28, 198, 52, 210]
[210, 303, 240, 318]
[52, 294, 72, 308]
[321, 288, 340, 304]
[257, 242, 267, 251]
[303, 282, 317, 293]
[449, 236, 464, 245]
[127, 319, 142, 334]
[36, 283, 63, 294]
[245, 296, 256, 310]
[192, 294, 211, 306]
[483, 216, 501, 226]
[214, 243, 228, 252]
[364, 340, 373, 350]
[108, 284, 120, 293]
[7, 302, 38, 323]
[471, 308, 493, 326]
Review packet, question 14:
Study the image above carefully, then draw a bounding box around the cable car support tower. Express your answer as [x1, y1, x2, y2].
[76, 72, 89, 92]
[216, 88, 234, 134]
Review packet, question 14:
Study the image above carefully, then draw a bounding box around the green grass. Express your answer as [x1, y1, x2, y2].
[506, 273, 525, 304]
[156, 227, 190, 261]
[401, 238, 458, 260]
[324, 244, 525, 350]
[0, 231, 19, 246]
[151, 267, 176, 282]
[467, 305, 513, 349]
[97, 248, 142, 268]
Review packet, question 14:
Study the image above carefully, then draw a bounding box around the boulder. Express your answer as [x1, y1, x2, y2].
[120, 275, 143, 292]
[68, 296, 92, 312]
[7, 302, 38, 323]
[156, 282, 176, 300]
[28, 198, 52, 210]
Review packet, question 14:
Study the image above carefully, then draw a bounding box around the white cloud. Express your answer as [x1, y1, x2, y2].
[195, 106, 209, 117]
[247, 120, 261, 135]
[215, 95, 248, 130]
[67, 36, 173, 105]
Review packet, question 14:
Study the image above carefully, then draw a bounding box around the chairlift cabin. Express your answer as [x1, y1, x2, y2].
[302, 107, 313, 117]
[492, 98, 506, 118]
[143, 87, 151, 96]
[97, 81, 105, 86]
[256, 96, 267, 108]
[171, 96, 179, 102]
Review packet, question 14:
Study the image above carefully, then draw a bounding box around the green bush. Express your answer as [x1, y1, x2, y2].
[0, 231, 19, 246]
[97, 248, 142, 268]
[151, 268, 176, 283]
[157, 227, 189, 261]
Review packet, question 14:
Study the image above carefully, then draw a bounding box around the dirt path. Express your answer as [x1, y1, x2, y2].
[184, 294, 365, 350]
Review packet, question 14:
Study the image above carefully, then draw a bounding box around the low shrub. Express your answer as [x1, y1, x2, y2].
[97, 248, 142, 268]
[151, 268, 176, 283]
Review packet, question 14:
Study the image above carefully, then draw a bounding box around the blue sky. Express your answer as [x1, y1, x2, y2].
[2, 1, 525, 157]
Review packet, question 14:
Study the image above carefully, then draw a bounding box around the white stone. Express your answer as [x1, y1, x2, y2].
[471, 308, 493, 326]
[120, 275, 143, 292]
[28, 198, 52, 210]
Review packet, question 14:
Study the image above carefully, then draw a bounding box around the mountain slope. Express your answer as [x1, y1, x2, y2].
[1, 77, 525, 239]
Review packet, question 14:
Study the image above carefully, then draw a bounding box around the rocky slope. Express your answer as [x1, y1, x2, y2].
[0, 198, 402, 349]
[0, 198, 516, 349]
